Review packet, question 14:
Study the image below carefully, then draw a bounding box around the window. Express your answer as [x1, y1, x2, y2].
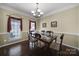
[10, 19, 21, 39]
[7, 16, 22, 40]
[29, 21, 36, 32]
[29, 21, 36, 36]
[30, 22, 36, 31]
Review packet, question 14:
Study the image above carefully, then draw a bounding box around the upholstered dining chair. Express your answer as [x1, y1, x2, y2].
[34, 33, 46, 48]
[46, 31, 51, 36]
[50, 34, 64, 55]
[37, 33, 56, 49]
[37, 32, 57, 49]
[28, 33, 39, 48]
[30, 33, 46, 48]
[41, 30, 45, 35]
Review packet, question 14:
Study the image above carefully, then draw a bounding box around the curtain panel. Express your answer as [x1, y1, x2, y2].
[7, 16, 22, 32]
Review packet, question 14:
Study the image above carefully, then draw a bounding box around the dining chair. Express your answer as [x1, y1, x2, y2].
[41, 30, 45, 35]
[46, 31, 51, 36]
[59, 34, 64, 55]
[34, 33, 46, 48]
[50, 33, 64, 55]
[28, 33, 39, 49]
[37, 32, 57, 49]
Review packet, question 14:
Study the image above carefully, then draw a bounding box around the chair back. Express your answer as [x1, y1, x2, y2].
[60, 34, 64, 40]
[41, 30, 45, 35]
[59, 34, 64, 53]
[46, 31, 51, 36]
[35, 33, 41, 39]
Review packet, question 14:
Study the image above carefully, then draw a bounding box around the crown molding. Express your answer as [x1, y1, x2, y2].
[0, 4, 78, 20]
[0, 5, 35, 19]
[42, 5, 78, 18]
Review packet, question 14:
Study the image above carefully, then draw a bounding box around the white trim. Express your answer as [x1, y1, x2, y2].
[0, 32, 78, 36]
[0, 39, 27, 48]
[62, 43, 79, 50]
[57, 42, 79, 50]
[42, 5, 78, 18]
[0, 32, 9, 34]
[0, 5, 35, 19]
[0, 5, 30, 17]
[55, 32, 79, 36]
[0, 31, 28, 34]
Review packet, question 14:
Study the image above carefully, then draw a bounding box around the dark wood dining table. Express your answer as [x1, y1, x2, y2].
[29, 33, 57, 48]
[38, 35, 57, 48]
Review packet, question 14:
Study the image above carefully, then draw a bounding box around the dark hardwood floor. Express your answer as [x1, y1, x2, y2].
[0, 40, 79, 56]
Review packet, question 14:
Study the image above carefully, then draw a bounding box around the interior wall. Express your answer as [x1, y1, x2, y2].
[35, 18, 40, 32]
[0, 8, 38, 46]
[77, 6, 79, 48]
[39, 6, 79, 48]
[77, 6, 79, 33]
[39, 6, 78, 33]
[0, 8, 30, 33]
[0, 9, 4, 33]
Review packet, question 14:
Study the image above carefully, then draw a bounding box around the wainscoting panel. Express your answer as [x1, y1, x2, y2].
[55, 33, 79, 49]
[0, 32, 28, 47]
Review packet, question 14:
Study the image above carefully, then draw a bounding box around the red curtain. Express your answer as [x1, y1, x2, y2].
[20, 18, 22, 31]
[29, 20, 31, 31]
[7, 16, 11, 32]
[7, 16, 22, 32]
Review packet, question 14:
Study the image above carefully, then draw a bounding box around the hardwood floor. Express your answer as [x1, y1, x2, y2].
[0, 40, 79, 56]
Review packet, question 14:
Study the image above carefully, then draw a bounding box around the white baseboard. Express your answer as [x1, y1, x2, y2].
[57, 41, 79, 50]
[0, 39, 27, 48]
[62, 43, 79, 50]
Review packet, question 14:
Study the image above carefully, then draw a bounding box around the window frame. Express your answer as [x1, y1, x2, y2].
[7, 16, 22, 39]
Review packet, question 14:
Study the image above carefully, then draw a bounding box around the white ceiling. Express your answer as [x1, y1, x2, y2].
[0, 3, 78, 17]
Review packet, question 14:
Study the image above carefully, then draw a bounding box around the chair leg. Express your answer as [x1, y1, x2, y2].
[55, 37, 57, 43]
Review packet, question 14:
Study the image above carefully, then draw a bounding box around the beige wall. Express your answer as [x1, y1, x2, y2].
[39, 6, 78, 33]
[77, 6, 79, 33]
[35, 18, 40, 32]
[39, 6, 79, 48]
[0, 8, 30, 33]
[0, 8, 39, 46]
[0, 9, 4, 33]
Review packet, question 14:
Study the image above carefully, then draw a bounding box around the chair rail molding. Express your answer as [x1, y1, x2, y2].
[55, 32, 79, 36]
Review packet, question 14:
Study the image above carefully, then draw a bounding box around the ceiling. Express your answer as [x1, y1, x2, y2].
[0, 3, 78, 17]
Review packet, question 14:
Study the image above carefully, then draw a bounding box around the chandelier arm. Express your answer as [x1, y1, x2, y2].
[36, 3, 39, 12]
[31, 3, 44, 18]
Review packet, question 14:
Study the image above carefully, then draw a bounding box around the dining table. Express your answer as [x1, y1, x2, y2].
[29, 33, 57, 48]
[38, 34, 57, 48]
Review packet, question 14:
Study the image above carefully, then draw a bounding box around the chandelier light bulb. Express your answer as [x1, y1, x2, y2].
[37, 9, 41, 12]
[38, 15, 40, 16]
[31, 3, 44, 18]
[40, 12, 44, 14]
[31, 11, 35, 13]
[33, 13, 36, 16]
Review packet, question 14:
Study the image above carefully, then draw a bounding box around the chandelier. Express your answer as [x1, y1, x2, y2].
[31, 3, 44, 18]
